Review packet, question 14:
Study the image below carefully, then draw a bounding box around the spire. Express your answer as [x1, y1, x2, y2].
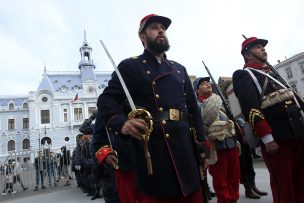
[37, 66, 54, 92]
[43, 63, 47, 76]
[79, 31, 94, 68]
[84, 30, 87, 43]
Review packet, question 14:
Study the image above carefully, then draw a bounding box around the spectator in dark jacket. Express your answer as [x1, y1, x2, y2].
[34, 151, 46, 191]
[61, 146, 71, 186]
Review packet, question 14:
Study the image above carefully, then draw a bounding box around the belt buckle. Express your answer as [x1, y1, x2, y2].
[285, 100, 293, 105]
[169, 109, 180, 121]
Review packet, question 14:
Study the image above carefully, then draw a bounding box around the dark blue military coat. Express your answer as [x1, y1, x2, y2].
[98, 49, 206, 197]
[92, 108, 136, 171]
[233, 68, 304, 141]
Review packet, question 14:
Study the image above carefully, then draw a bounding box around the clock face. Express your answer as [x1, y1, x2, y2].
[87, 86, 95, 93]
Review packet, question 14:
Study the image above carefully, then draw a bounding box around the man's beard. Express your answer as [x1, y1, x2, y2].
[146, 35, 170, 53]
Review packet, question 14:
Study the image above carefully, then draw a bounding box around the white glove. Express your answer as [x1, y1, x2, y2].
[75, 165, 81, 170]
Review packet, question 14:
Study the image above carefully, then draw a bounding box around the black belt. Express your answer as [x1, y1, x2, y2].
[153, 109, 191, 122]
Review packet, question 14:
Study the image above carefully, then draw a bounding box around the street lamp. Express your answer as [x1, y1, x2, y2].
[38, 131, 41, 152]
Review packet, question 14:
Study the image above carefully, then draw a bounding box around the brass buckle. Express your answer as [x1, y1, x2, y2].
[169, 109, 180, 121]
[285, 100, 293, 105]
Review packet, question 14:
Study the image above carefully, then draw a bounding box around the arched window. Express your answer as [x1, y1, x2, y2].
[9, 103, 14, 110]
[22, 139, 30, 150]
[7, 140, 15, 151]
[23, 103, 28, 109]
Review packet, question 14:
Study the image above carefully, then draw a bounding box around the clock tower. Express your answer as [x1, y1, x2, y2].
[78, 31, 97, 94]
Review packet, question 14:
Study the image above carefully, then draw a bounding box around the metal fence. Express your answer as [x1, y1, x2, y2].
[0, 145, 76, 194]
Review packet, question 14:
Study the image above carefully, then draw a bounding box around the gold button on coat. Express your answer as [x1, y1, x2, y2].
[155, 94, 159, 98]
[146, 70, 151, 74]
[165, 133, 170, 138]
[162, 120, 166, 125]
[152, 81, 156, 85]
[159, 107, 163, 111]
[142, 60, 146, 63]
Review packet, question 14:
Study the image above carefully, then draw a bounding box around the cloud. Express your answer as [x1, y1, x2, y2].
[0, 0, 303, 95]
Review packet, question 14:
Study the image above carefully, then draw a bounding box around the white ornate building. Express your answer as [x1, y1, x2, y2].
[274, 52, 304, 97]
[0, 35, 111, 162]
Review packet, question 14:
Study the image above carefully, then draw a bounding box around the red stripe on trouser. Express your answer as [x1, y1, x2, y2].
[209, 147, 240, 203]
[114, 170, 139, 203]
[261, 139, 304, 203]
[138, 188, 202, 203]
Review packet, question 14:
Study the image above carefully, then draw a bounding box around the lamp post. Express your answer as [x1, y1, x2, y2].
[38, 131, 41, 152]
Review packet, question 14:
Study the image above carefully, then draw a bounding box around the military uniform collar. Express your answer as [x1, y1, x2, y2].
[143, 49, 167, 64]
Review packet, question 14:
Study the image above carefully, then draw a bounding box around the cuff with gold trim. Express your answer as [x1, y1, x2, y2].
[95, 145, 114, 163]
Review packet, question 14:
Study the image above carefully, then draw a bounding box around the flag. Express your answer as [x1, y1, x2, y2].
[71, 93, 79, 103]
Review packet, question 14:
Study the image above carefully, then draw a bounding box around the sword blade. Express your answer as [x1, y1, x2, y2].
[99, 40, 136, 111]
[104, 125, 114, 150]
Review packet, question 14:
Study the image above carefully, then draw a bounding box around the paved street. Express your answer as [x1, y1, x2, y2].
[1, 159, 273, 203]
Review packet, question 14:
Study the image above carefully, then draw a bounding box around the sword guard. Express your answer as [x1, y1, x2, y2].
[127, 109, 153, 136]
[128, 109, 154, 175]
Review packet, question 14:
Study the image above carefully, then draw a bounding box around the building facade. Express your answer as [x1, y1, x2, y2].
[0, 35, 111, 162]
[274, 52, 304, 97]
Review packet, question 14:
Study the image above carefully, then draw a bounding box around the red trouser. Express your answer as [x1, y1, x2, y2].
[115, 170, 139, 203]
[262, 139, 304, 203]
[209, 147, 240, 203]
[139, 188, 202, 203]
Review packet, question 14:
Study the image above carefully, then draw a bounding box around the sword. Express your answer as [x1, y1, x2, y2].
[99, 40, 136, 111]
[99, 40, 154, 175]
[104, 125, 119, 170]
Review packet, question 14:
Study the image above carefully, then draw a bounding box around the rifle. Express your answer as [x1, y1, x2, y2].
[202, 61, 244, 137]
[242, 34, 304, 120]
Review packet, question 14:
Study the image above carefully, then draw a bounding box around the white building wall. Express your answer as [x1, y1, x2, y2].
[275, 52, 304, 97]
[0, 37, 111, 162]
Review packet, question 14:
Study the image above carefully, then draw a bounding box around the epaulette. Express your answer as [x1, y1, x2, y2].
[169, 60, 176, 64]
[131, 56, 139, 59]
[248, 108, 265, 127]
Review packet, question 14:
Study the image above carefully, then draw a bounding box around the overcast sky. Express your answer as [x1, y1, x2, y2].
[0, 0, 303, 95]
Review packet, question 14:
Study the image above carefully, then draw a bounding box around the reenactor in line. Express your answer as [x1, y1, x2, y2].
[98, 14, 209, 202]
[72, 134, 83, 188]
[236, 118, 268, 199]
[233, 37, 304, 203]
[79, 112, 103, 200]
[193, 77, 240, 203]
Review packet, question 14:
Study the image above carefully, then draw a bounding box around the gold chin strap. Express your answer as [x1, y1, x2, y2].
[128, 109, 154, 175]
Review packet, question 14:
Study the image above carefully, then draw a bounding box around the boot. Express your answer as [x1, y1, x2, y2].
[33, 186, 38, 191]
[86, 188, 93, 197]
[91, 193, 99, 200]
[250, 181, 268, 196]
[244, 182, 260, 199]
